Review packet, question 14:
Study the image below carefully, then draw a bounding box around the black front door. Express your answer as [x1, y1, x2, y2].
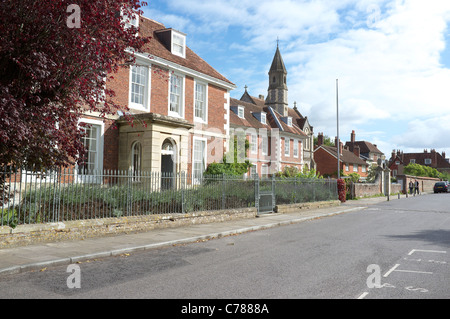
[161, 154, 174, 190]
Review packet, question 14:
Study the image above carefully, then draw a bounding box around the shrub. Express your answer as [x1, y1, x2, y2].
[337, 178, 346, 202]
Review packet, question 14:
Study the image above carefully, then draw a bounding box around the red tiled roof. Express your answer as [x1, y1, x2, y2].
[229, 97, 307, 138]
[137, 17, 234, 86]
[317, 145, 367, 165]
[345, 141, 383, 155]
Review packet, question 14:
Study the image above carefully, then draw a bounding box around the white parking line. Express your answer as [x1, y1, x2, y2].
[392, 269, 433, 275]
[383, 264, 399, 277]
[357, 292, 369, 299]
[384, 262, 434, 278]
[408, 249, 447, 256]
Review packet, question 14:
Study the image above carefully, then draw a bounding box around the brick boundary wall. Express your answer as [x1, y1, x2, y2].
[395, 175, 441, 194]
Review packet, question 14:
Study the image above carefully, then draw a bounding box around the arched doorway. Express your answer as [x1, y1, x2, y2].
[161, 139, 177, 189]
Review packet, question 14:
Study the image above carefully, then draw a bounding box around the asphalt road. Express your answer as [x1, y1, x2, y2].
[0, 193, 449, 301]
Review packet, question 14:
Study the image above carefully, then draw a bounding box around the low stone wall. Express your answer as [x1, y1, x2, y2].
[391, 183, 402, 194]
[0, 208, 257, 249]
[352, 183, 380, 198]
[396, 175, 441, 194]
[350, 182, 402, 199]
[275, 200, 341, 214]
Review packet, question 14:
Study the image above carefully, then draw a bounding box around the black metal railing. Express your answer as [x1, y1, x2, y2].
[1, 167, 337, 227]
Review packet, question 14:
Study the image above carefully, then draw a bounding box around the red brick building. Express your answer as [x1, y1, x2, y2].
[78, 16, 235, 183]
[388, 149, 450, 177]
[314, 133, 369, 179]
[344, 130, 384, 165]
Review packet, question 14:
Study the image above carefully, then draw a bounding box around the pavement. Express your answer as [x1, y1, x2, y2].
[0, 195, 411, 277]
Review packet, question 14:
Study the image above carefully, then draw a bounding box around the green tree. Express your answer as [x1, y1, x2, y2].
[205, 136, 252, 176]
[275, 166, 323, 179]
[365, 164, 378, 183]
[314, 134, 335, 147]
[404, 163, 441, 178]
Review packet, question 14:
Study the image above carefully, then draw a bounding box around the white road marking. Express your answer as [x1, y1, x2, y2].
[383, 264, 400, 278]
[408, 249, 447, 256]
[357, 292, 369, 299]
[384, 263, 433, 277]
[392, 269, 433, 275]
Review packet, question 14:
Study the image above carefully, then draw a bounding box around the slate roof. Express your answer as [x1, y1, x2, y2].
[269, 46, 287, 74]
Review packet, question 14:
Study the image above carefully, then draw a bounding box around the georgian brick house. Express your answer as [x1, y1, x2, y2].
[78, 16, 235, 183]
[229, 46, 314, 177]
[314, 133, 369, 179]
[344, 130, 384, 165]
[388, 149, 450, 177]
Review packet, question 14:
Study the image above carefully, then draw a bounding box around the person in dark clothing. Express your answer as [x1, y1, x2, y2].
[414, 180, 420, 195]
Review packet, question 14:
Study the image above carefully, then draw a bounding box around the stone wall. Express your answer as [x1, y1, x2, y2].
[352, 183, 381, 198]
[275, 200, 340, 214]
[395, 175, 441, 194]
[0, 208, 256, 249]
[0, 200, 342, 249]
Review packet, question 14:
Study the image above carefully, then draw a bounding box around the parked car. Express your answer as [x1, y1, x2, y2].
[433, 182, 449, 193]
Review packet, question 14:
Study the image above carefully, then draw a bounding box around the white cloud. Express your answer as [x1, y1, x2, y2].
[391, 115, 450, 150]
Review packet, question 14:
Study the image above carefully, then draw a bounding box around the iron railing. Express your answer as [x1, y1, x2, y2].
[1, 167, 337, 227]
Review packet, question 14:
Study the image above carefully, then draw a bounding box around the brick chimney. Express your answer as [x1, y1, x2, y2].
[353, 145, 360, 157]
[317, 132, 324, 147]
[351, 130, 355, 143]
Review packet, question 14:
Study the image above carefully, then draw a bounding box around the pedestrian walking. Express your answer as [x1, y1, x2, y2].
[409, 180, 414, 194]
[414, 180, 420, 195]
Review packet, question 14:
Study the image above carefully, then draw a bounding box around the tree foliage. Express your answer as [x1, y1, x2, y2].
[275, 166, 322, 179]
[204, 137, 252, 176]
[0, 0, 150, 170]
[314, 134, 335, 147]
[404, 163, 449, 180]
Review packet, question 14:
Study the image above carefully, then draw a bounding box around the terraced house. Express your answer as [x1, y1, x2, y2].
[229, 46, 315, 177]
[79, 15, 235, 184]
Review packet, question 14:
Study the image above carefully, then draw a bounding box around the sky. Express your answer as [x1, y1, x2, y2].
[142, 0, 450, 159]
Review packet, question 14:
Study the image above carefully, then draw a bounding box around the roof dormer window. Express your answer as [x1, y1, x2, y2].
[261, 113, 266, 124]
[281, 116, 293, 126]
[252, 111, 266, 124]
[172, 30, 186, 58]
[238, 106, 244, 119]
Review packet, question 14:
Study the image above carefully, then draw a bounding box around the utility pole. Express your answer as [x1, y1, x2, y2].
[336, 79, 340, 180]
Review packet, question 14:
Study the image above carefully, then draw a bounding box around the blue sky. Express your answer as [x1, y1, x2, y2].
[142, 0, 450, 159]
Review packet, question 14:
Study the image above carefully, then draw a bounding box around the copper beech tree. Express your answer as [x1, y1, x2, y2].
[0, 0, 151, 171]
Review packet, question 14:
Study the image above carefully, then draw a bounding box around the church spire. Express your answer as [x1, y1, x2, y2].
[266, 43, 288, 116]
[269, 45, 287, 76]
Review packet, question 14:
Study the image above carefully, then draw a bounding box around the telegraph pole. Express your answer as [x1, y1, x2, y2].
[336, 79, 340, 180]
